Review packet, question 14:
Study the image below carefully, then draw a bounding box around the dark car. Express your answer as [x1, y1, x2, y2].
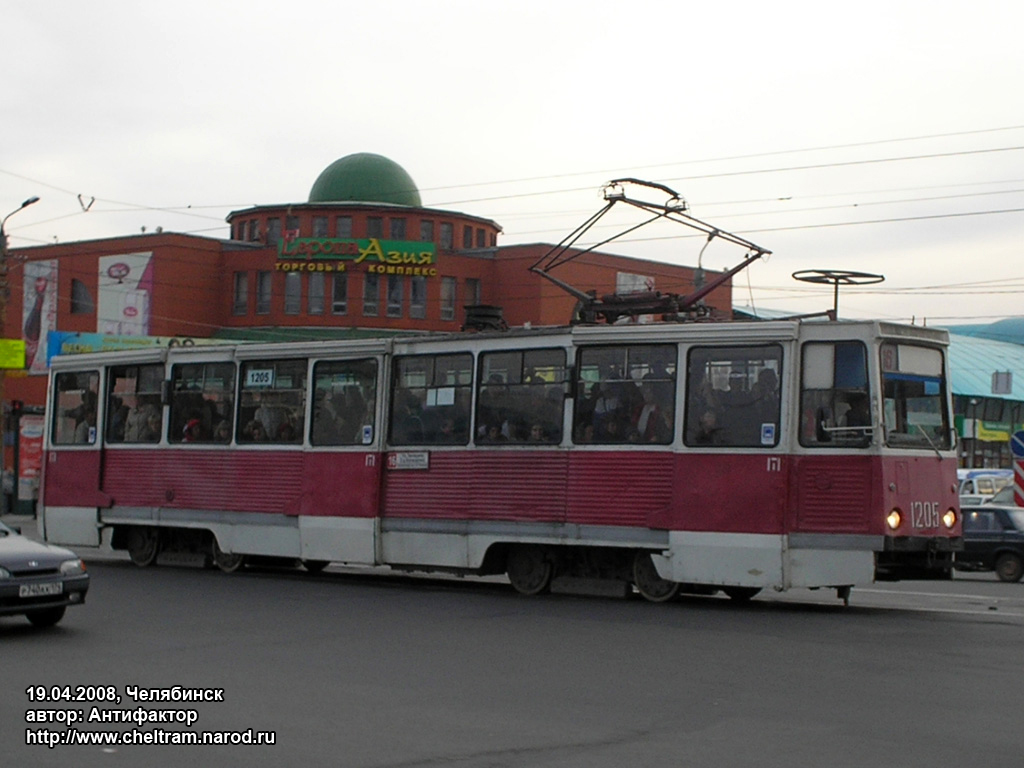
[0, 520, 90, 626]
[957, 505, 1024, 583]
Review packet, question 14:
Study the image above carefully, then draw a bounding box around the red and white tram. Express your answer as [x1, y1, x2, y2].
[39, 318, 960, 602]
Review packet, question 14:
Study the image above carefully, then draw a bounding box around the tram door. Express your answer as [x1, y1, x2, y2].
[41, 368, 109, 546]
[298, 356, 383, 565]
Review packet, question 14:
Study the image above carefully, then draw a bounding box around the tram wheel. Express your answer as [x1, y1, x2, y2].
[126, 527, 160, 567]
[632, 551, 680, 603]
[722, 586, 762, 602]
[302, 560, 329, 574]
[506, 545, 553, 596]
[212, 539, 246, 573]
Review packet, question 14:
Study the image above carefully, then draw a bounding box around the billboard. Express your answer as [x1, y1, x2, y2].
[98, 252, 154, 336]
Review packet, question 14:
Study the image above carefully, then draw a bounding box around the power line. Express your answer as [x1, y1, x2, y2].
[7, 127, 1024, 237]
[505, 187, 1024, 238]
[417, 124, 1024, 193]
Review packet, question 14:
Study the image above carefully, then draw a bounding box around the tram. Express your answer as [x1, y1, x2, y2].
[39, 317, 961, 603]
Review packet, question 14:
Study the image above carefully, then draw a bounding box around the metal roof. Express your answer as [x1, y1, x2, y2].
[947, 332, 1024, 400]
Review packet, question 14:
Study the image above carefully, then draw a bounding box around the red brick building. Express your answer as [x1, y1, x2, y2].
[3, 153, 731, 479]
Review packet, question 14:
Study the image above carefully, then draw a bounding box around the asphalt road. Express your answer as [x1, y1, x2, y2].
[3, 548, 1023, 768]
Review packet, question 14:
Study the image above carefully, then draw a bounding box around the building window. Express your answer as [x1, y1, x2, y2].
[463, 225, 473, 249]
[476, 228, 486, 248]
[232, 272, 248, 316]
[440, 276, 456, 321]
[308, 272, 325, 315]
[440, 222, 453, 250]
[387, 275, 403, 318]
[237, 221, 248, 241]
[266, 218, 281, 246]
[367, 217, 383, 238]
[336, 216, 352, 238]
[420, 220, 434, 241]
[312, 216, 328, 238]
[284, 272, 301, 315]
[71, 279, 95, 315]
[410, 276, 427, 319]
[332, 273, 348, 314]
[249, 220, 261, 242]
[389, 218, 406, 239]
[285, 215, 300, 237]
[256, 271, 272, 315]
[465, 278, 481, 306]
[363, 273, 380, 316]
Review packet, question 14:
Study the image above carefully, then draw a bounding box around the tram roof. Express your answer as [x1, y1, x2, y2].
[47, 317, 950, 371]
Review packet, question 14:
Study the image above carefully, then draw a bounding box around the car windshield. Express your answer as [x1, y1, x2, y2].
[988, 486, 1015, 505]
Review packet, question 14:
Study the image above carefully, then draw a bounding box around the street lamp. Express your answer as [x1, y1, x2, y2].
[1, 196, 41, 246]
[0, 194, 41, 337]
[0, 196, 40, 508]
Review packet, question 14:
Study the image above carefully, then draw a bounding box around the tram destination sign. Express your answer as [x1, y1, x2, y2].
[277, 237, 438, 277]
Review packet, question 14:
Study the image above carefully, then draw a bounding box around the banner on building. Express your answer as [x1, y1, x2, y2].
[22, 260, 58, 375]
[98, 252, 154, 336]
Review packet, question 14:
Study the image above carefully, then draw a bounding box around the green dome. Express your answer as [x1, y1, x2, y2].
[308, 153, 422, 207]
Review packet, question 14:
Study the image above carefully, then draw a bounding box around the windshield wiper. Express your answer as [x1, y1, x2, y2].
[913, 423, 943, 460]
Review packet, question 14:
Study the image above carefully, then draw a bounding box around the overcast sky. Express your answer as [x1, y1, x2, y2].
[4, 0, 1023, 326]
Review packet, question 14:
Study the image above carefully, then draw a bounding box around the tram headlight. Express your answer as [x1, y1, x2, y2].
[942, 509, 958, 529]
[886, 509, 902, 531]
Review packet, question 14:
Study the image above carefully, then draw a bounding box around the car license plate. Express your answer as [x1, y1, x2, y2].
[19, 582, 63, 598]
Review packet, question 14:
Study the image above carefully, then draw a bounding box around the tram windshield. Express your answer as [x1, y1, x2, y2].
[880, 343, 951, 450]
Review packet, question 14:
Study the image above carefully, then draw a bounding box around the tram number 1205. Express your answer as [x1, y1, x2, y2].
[909, 501, 940, 529]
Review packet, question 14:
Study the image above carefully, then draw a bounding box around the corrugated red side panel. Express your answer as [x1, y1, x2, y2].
[382, 451, 568, 522]
[101, 450, 303, 514]
[566, 452, 674, 528]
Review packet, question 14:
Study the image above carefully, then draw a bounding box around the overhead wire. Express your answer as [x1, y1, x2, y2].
[5, 125, 1024, 322]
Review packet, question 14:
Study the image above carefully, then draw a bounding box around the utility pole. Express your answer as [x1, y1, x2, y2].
[0, 196, 40, 508]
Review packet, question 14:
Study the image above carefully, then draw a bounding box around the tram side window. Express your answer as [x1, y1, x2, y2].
[52, 371, 100, 445]
[390, 353, 472, 445]
[880, 343, 951, 449]
[685, 346, 781, 448]
[574, 344, 676, 444]
[237, 359, 307, 444]
[477, 348, 567, 444]
[106, 364, 164, 443]
[311, 359, 378, 446]
[800, 341, 870, 448]
[169, 362, 236, 443]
